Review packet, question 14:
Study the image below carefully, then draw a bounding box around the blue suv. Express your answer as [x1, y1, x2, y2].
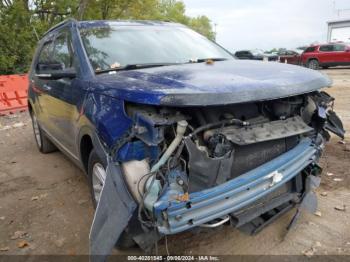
[28, 19, 345, 257]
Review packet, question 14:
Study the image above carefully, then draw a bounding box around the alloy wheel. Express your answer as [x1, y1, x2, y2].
[92, 163, 107, 204]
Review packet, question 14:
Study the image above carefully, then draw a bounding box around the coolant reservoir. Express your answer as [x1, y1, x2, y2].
[121, 159, 150, 203]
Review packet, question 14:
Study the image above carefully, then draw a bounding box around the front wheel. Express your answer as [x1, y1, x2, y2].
[307, 59, 319, 70]
[87, 149, 136, 248]
[88, 149, 107, 208]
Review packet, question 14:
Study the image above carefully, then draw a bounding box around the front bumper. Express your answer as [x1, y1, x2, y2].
[154, 138, 320, 234]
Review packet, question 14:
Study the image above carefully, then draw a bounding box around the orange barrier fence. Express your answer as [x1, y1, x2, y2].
[0, 74, 29, 115]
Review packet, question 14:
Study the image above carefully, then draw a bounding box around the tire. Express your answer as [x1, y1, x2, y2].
[307, 59, 319, 70]
[87, 149, 136, 248]
[322, 66, 329, 69]
[116, 231, 137, 249]
[31, 113, 57, 153]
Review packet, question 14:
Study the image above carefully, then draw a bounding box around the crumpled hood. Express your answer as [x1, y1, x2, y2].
[94, 60, 331, 106]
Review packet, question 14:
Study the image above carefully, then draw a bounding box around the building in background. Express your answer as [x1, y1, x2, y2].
[327, 19, 350, 43]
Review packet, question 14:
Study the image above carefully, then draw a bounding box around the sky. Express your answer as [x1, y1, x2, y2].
[182, 0, 350, 51]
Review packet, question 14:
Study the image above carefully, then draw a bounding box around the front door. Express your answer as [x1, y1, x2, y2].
[31, 40, 55, 134]
[318, 45, 334, 65]
[34, 28, 79, 157]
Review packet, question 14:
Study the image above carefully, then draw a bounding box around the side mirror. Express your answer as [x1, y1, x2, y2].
[36, 69, 76, 80]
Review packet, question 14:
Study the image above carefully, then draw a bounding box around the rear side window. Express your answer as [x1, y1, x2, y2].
[334, 44, 346, 51]
[304, 47, 316, 53]
[319, 45, 334, 52]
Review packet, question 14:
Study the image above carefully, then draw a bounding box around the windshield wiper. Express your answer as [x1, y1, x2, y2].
[95, 62, 181, 74]
[189, 58, 229, 63]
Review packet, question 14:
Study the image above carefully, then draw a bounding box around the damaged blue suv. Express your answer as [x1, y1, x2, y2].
[28, 19, 345, 257]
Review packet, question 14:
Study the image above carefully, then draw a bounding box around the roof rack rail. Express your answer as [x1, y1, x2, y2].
[43, 18, 78, 37]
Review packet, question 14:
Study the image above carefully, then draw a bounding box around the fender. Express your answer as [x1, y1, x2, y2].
[77, 92, 134, 168]
[77, 123, 108, 168]
[306, 57, 319, 65]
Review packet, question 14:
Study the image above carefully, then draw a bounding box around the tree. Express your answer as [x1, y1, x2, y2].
[189, 15, 215, 41]
[0, 0, 215, 74]
[0, 0, 36, 74]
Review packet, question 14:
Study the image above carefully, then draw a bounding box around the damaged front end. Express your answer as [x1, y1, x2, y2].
[90, 91, 344, 256]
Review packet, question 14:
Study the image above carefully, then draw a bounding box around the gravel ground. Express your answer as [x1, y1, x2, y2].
[0, 68, 349, 257]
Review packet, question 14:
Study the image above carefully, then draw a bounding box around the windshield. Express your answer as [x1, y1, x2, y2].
[79, 25, 233, 71]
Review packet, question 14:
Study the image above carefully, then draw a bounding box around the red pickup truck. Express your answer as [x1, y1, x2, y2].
[301, 43, 350, 69]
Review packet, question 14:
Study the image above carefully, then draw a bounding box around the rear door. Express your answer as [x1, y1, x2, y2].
[345, 46, 350, 64]
[333, 44, 347, 65]
[333, 44, 350, 65]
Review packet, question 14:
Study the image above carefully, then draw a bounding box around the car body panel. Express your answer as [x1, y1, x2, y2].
[154, 138, 317, 234]
[301, 43, 350, 67]
[94, 60, 331, 106]
[27, 20, 344, 260]
[278, 50, 301, 65]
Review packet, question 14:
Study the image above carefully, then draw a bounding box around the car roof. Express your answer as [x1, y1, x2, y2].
[310, 42, 348, 47]
[43, 18, 185, 37]
[78, 20, 184, 28]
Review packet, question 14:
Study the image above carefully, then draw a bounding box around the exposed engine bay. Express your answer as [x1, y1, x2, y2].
[104, 91, 344, 250]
